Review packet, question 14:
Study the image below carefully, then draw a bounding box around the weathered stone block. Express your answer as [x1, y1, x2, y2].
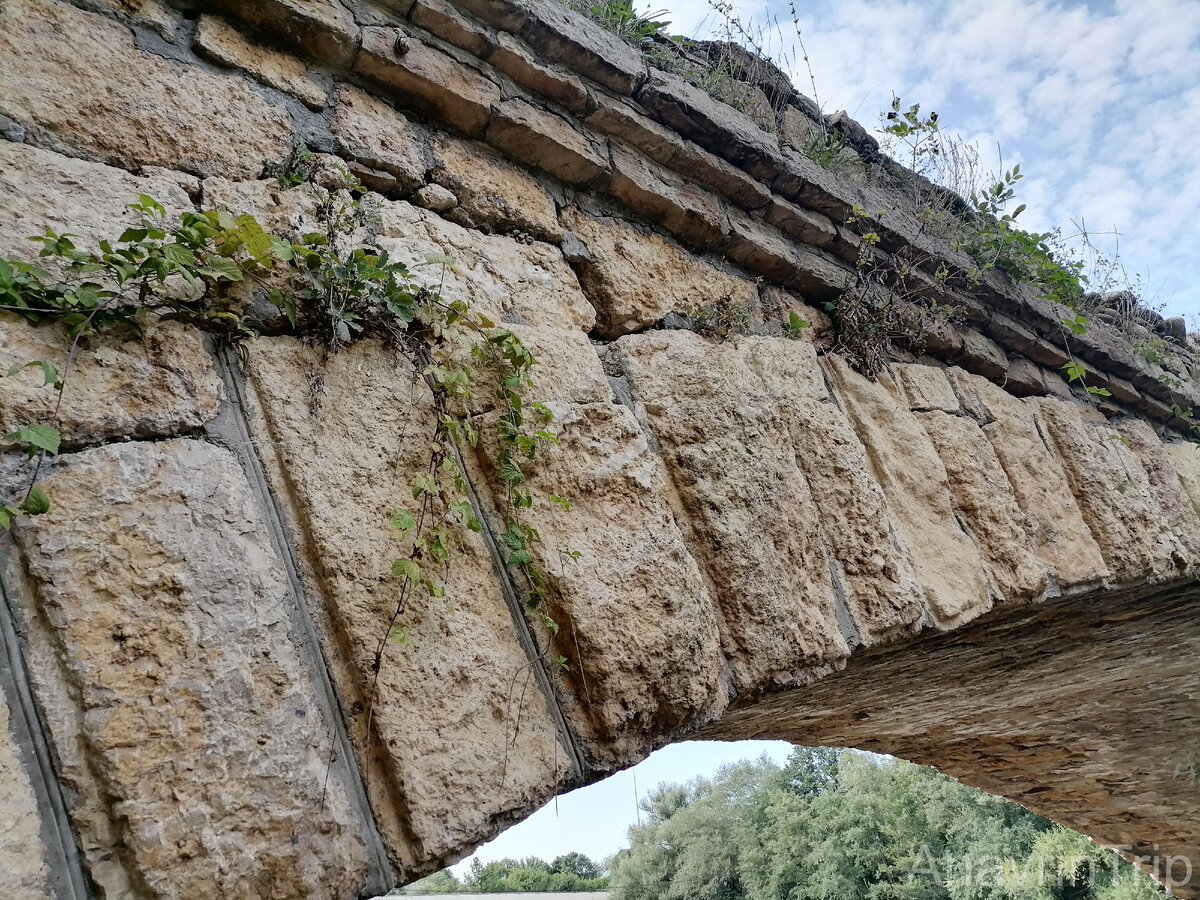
[825, 356, 993, 627]
[892, 363, 960, 413]
[725, 208, 802, 283]
[608, 144, 727, 250]
[355, 27, 500, 137]
[11, 439, 370, 896]
[1036, 398, 1188, 581]
[204, 0, 360, 68]
[194, 15, 327, 110]
[636, 69, 780, 176]
[469, 399, 727, 765]
[561, 206, 756, 338]
[486, 99, 609, 185]
[1117, 419, 1200, 565]
[515, 0, 647, 95]
[917, 408, 1051, 604]
[613, 332, 852, 690]
[1004, 357, 1049, 396]
[410, 0, 494, 56]
[0, 318, 223, 447]
[490, 32, 589, 114]
[430, 134, 561, 240]
[0, 0, 292, 178]
[331, 85, 430, 193]
[954, 329, 1009, 381]
[762, 197, 837, 248]
[0, 684, 49, 900]
[242, 339, 572, 865]
[949, 370, 1108, 588]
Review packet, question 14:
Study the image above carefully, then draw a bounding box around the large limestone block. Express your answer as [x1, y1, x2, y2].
[1036, 398, 1188, 581]
[612, 331, 851, 692]
[948, 369, 1108, 590]
[194, 15, 328, 110]
[9, 439, 369, 897]
[0, 318, 223, 447]
[0, 142, 194, 264]
[204, 0, 360, 69]
[242, 338, 571, 869]
[430, 134, 562, 241]
[201, 181, 596, 332]
[917, 409, 1050, 605]
[1116, 419, 1200, 566]
[825, 356, 993, 626]
[1165, 441, 1200, 521]
[0, 685, 48, 900]
[467, 401, 727, 767]
[0, 0, 292, 178]
[561, 206, 757, 338]
[330, 85, 430, 193]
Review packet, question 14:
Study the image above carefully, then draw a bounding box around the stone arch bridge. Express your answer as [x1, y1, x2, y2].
[0, 0, 1196, 896]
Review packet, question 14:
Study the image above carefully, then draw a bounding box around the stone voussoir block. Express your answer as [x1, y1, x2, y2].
[330, 84, 430, 193]
[485, 98, 609, 185]
[354, 26, 500, 137]
[489, 31, 590, 114]
[204, 0, 361, 69]
[761, 196, 837, 248]
[608, 143, 728, 251]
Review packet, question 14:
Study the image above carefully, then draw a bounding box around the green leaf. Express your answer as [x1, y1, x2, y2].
[198, 255, 243, 281]
[387, 624, 414, 647]
[117, 227, 148, 243]
[0, 504, 20, 529]
[162, 243, 196, 266]
[391, 558, 421, 581]
[20, 485, 50, 516]
[498, 459, 525, 485]
[4, 360, 61, 388]
[2, 424, 61, 456]
[390, 508, 416, 532]
[508, 549, 533, 566]
[550, 494, 571, 511]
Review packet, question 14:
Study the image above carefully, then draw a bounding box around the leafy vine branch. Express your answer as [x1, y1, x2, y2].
[0, 179, 568, 686]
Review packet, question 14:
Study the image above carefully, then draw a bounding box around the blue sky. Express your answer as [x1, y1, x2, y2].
[451, 0, 1200, 876]
[663, 0, 1200, 319]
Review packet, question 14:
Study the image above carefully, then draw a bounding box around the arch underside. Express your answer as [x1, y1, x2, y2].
[691, 577, 1200, 896]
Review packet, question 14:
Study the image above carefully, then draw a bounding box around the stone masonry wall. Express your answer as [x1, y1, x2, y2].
[0, 0, 1197, 896]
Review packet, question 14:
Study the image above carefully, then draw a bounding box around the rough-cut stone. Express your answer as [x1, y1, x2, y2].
[204, 0, 360, 68]
[561, 206, 756, 338]
[825, 356, 993, 626]
[613, 332, 850, 691]
[0, 143, 194, 264]
[892, 363, 960, 413]
[636, 69, 779, 176]
[724, 208, 803, 283]
[948, 370, 1109, 588]
[194, 15, 327, 110]
[82, 0, 180, 38]
[0, 685, 48, 900]
[1004, 356, 1048, 396]
[468, 400, 728, 765]
[242, 339, 572, 867]
[514, 0, 647, 95]
[331, 85, 430, 193]
[410, 0, 494, 56]
[0, 318, 223, 447]
[917, 409, 1051, 605]
[11, 439, 369, 896]
[355, 27, 500, 137]
[1165, 441, 1200, 521]
[430, 134, 561, 240]
[955, 329, 1009, 381]
[486, 99, 609, 186]
[608, 144, 727, 250]
[490, 32, 589, 114]
[0, 0, 292, 178]
[1036, 398, 1189, 581]
[1117, 419, 1200, 565]
[762, 197, 837, 248]
[412, 182, 458, 212]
